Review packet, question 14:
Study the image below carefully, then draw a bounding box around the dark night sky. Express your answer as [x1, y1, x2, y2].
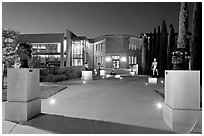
[2, 2, 194, 39]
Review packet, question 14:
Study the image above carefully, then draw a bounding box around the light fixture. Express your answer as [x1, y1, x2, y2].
[105, 57, 111, 62]
[161, 80, 164, 84]
[49, 98, 56, 105]
[83, 81, 86, 84]
[145, 83, 148, 85]
[121, 57, 126, 62]
[156, 102, 163, 109]
[120, 77, 123, 79]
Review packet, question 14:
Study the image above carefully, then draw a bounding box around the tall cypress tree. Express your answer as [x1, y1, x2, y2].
[177, 2, 189, 49]
[152, 28, 157, 59]
[167, 24, 175, 70]
[159, 20, 168, 77]
[156, 26, 160, 61]
[191, 2, 202, 84]
[147, 33, 153, 75]
[141, 36, 148, 75]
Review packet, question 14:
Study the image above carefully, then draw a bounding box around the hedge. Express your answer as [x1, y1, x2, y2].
[40, 66, 83, 82]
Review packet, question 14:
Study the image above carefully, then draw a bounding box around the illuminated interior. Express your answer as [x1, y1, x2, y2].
[72, 40, 85, 66]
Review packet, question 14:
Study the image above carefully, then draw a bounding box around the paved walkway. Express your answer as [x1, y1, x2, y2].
[1, 76, 190, 134]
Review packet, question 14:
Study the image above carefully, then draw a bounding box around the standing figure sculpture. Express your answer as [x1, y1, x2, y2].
[151, 58, 158, 77]
[16, 43, 32, 68]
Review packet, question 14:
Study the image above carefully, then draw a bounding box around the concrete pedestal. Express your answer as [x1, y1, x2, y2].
[163, 103, 201, 133]
[130, 71, 135, 76]
[163, 70, 200, 133]
[5, 98, 41, 122]
[7, 68, 40, 101]
[148, 77, 157, 84]
[5, 68, 41, 122]
[81, 71, 93, 80]
[100, 70, 105, 76]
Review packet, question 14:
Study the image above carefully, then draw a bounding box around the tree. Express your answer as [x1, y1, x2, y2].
[177, 2, 189, 49]
[167, 24, 175, 70]
[152, 28, 157, 59]
[2, 29, 19, 68]
[147, 33, 153, 75]
[159, 20, 168, 77]
[141, 35, 148, 74]
[190, 2, 202, 84]
[156, 26, 160, 60]
[172, 2, 189, 70]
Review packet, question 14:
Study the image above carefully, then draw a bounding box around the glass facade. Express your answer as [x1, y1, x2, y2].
[31, 43, 61, 67]
[72, 40, 86, 66]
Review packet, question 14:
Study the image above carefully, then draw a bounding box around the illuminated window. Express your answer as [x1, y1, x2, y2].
[134, 57, 137, 64]
[72, 40, 84, 66]
[132, 57, 134, 64]
[129, 56, 131, 64]
[112, 56, 120, 59]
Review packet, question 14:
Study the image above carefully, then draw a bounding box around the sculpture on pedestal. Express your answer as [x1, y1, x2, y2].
[16, 43, 32, 68]
[151, 58, 158, 77]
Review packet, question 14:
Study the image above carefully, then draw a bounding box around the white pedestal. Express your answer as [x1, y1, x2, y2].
[115, 75, 121, 78]
[6, 68, 41, 122]
[5, 98, 41, 122]
[163, 70, 200, 133]
[163, 103, 201, 133]
[164, 70, 200, 109]
[148, 77, 157, 84]
[100, 70, 105, 76]
[81, 71, 93, 80]
[7, 68, 40, 102]
[130, 71, 135, 76]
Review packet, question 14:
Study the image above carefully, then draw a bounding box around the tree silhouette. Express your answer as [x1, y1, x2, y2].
[159, 20, 168, 77]
[167, 24, 175, 70]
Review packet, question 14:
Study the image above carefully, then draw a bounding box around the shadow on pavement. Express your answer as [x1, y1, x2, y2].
[19, 113, 175, 134]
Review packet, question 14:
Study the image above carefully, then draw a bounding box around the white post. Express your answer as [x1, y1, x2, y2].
[163, 70, 201, 133]
[5, 68, 41, 122]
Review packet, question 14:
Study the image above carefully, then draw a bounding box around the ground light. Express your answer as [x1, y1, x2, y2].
[161, 80, 164, 84]
[145, 83, 148, 85]
[156, 102, 163, 109]
[49, 98, 56, 105]
[120, 77, 123, 79]
[83, 81, 86, 84]
[102, 76, 105, 79]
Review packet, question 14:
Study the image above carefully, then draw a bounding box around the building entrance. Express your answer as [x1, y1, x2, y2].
[112, 56, 120, 69]
[113, 60, 120, 68]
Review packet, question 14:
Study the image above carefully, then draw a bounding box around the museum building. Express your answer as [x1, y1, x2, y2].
[20, 29, 143, 73]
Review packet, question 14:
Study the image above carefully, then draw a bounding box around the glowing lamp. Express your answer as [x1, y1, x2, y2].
[156, 102, 163, 109]
[121, 57, 126, 62]
[49, 98, 56, 105]
[105, 57, 111, 62]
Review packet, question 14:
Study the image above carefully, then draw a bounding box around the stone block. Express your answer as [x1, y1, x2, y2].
[5, 98, 41, 122]
[100, 70, 105, 76]
[7, 68, 40, 102]
[165, 70, 200, 110]
[163, 103, 201, 133]
[148, 77, 157, 84]
[81, 71, 93, 81]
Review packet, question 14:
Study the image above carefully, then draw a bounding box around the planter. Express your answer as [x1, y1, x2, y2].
[81, 71, 93, 81]
[100, 70, 105, 76]
[5, 68, 41, 122]
[163, 70, 200, 133]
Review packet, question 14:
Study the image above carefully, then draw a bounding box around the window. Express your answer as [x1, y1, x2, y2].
[129, 56, 131, 64]
[134, 57, 137, 64]
[134, 45, 137, 50]
[101, 56, 103, 64]
[132, 57, 134, 64]
[129, 44, 131, 49]
[101, 43, 103, 52]
[112, 56, 120, 59]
